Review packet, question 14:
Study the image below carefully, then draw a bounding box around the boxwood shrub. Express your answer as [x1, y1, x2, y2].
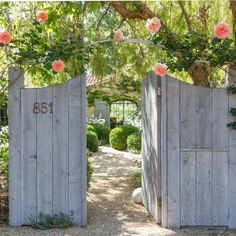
[127, 132, 141, 153]
[89, 123, 110, 145]
[109, 124, 139, 151]
[86, 126, 98, 152]
[86, 124, 96, 133]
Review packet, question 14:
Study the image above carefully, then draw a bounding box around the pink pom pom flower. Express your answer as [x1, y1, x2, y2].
[214, 22, 230, 39]
[52, 60, 65, 73]
[0, 30, 12, 45]
[146, 17, 161, 33]
[113, 29, 123, 42]
[154, 63, 168, 76]
[36, 10, 48, 22]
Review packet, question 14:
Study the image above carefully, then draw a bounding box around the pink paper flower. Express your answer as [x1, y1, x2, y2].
[36, 10, 48, 22]
[0, 30, 12, 45]
[113, 29, 123, 42]
[214, 22, 230, 39]
[146, 17, 161, 33]
[52, 60, 65, 72]
[154, 63, 168, 76]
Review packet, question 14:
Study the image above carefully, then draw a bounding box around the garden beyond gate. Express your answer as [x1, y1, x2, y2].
[8, 67, 87, 226]
[142, 71, 236, 229]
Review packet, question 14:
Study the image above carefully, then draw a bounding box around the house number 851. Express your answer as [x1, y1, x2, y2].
[33, 102, 53, 114]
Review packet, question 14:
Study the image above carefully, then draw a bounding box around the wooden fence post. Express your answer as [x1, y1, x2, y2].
[8, 67, 24, 226]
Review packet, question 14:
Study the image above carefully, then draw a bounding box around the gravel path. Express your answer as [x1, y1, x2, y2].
[1, 146, 236, 235]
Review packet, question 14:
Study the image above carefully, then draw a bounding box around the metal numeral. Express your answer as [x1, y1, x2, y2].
[33, 102, 53, 114]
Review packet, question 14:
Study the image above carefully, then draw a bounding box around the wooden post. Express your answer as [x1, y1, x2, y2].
[8, 67, 24, 226]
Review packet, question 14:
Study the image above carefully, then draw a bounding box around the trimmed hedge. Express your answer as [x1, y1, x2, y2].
[109, 124, 139, 150]
[86, 128, 98, 152]
[89, 123, 110, 145]
[86, 148, 93, 189]
[127, 132, 141, 153]
[86, 124, 96, 133]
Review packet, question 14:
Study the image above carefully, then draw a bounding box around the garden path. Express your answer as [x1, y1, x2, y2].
[1, 146, 236, 235]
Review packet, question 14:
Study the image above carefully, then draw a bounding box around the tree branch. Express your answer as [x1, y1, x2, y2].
[230, 0, 236, 46]
[109, 1, 155, 20]
[96, 3, 111, 31]
[178, 1, 192, 31]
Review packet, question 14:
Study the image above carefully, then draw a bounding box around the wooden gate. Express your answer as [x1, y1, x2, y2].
[8, 67, 87, 226]
[142, 71, 236, 229]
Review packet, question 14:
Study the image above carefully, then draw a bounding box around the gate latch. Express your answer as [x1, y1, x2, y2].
[184, 156, 188, 164]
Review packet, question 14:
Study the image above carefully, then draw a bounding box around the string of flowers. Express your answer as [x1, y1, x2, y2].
[0, 10, 232, 78]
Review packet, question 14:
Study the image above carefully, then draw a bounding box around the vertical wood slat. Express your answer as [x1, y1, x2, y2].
[196, 87, 213, 149]
[167, 76, 180, 228]
[80, 75, 87, 226]
[36, 88, 53, 217]
[68, 76, 86, 225]
[180, 152, 196, 226]
[8, 67, 24, 226]
[161, 75, 168, 228]
[213, 89, 228, 149]
[141, 72, 158, 220]
[141, 72, 150, 213]
[156, 76, 162, 224]
[180, 83, 196, 149]
[21, 89, 37, 224]
[229, 92, 236, 228]
[213, 152, 228, 226]
[196, 152, 213, 226]
[149, 72, 158, 222]
[53, 83, 69, 215]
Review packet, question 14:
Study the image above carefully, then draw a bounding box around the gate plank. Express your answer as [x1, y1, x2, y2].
[213, 89, 228, 149]
[167, 76, 180, 228]
[141, 72, 150, 212]
[196, 87, 213, 149]
[149, 72, 159, 222]
[229, 92, 236, 228]
[196, 151, 213, 226]
[80, 76, 87, 226]
[180, 83, 196, 149]
[142, 72, 158, 221]
[36, 88, 53, 217]
[21, 89, 37, 224]
[53, 83, 69, 215]
[213, 151, 228, 226]
[180, 151, 196, 226]
[8, 67, 24, 226]
[161, 75, 168, 227]
[68, 77, 85, 225]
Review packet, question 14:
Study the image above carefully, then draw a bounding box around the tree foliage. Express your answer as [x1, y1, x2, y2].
[0, 0, 235, 107]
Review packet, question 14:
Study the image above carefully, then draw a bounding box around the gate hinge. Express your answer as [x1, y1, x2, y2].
[157, 86, 162, 96]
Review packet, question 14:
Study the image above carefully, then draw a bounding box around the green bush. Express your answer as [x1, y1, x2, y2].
[133, 172, 142, 188]
[127, 132, 141, 153]
[89, 123, 110, 145]
[0, 126, 9, 176]
[30, 212, 74, 230]
[86, 130, 98, 152]
[87, 156, 93, 189]
[109, 124, 139, 150]
[86, 124, 96, 133]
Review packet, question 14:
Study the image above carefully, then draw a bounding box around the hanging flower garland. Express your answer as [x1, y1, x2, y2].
[0, 10, 232, 78]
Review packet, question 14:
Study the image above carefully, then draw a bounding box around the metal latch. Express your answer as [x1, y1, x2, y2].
[157, 86, 162, 96]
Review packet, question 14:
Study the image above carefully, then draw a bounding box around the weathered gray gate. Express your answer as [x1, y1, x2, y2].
[142, 71, 236, 229]
[8, 67, 87, 226]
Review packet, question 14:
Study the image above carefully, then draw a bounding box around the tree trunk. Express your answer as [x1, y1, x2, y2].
[226, 64, 236, 86]
[188, 62, 210, 87]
